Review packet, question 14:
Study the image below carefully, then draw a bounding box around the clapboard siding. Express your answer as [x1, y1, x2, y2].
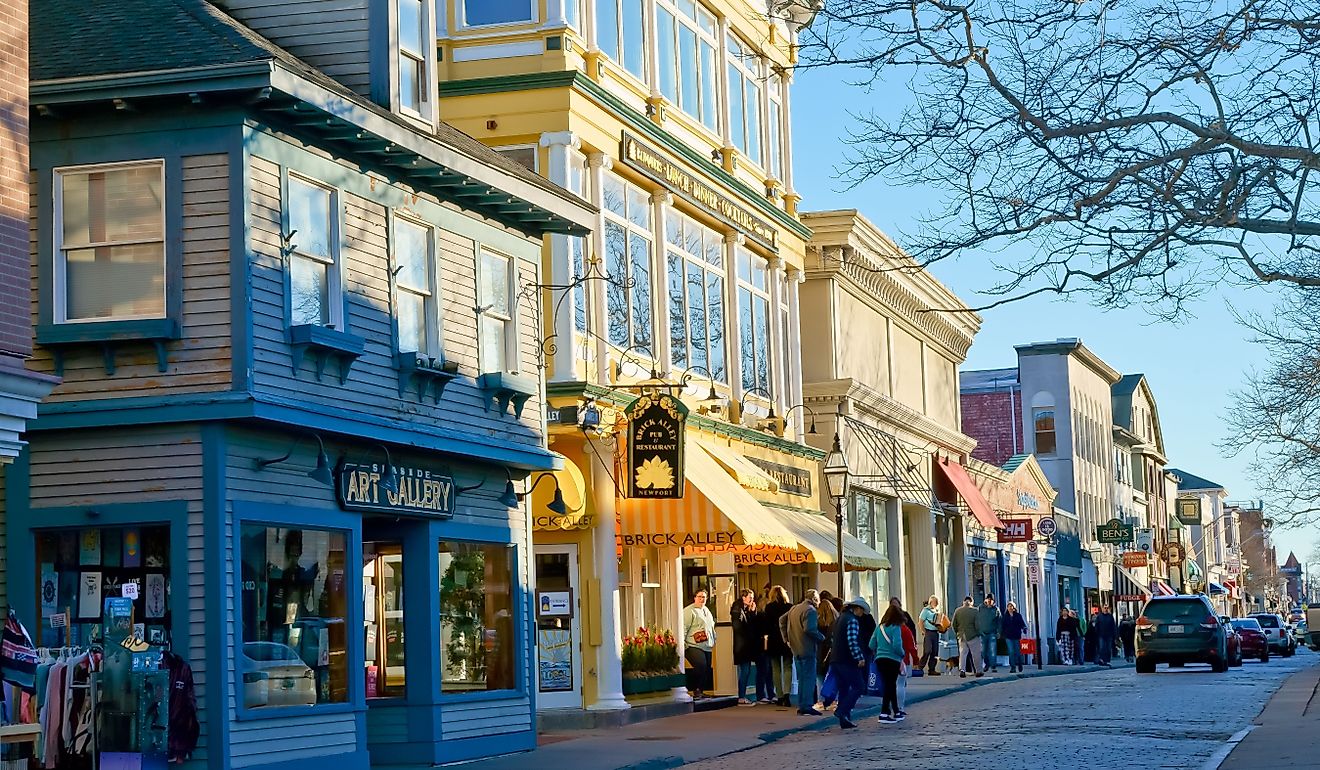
[247, 152, 545, 447]
[214, 0, 371, 95]
[0, 468, 8, 615]
[24, 426, 213, 763]
[441, 699, 533, 741]
[28, 154, 233, 399]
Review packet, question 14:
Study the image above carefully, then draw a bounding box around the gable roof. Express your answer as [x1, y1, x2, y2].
[1168, 468, 1225, 492]
[31, 0, 593, 235]
[1284, 552, 1301, 569]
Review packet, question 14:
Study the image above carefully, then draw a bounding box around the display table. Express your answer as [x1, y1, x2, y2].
[0, 723, 42, 746]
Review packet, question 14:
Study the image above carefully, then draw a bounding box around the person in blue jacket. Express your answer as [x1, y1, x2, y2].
[1001, 601, 1030, 674]
[870, 606, 909, 724]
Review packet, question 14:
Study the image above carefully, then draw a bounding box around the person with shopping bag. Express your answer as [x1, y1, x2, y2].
[889, 597, 921, 715]
[918, 595, 945, 675]
[1001, 601, 1029, 674]
[869, 606, 909, 724]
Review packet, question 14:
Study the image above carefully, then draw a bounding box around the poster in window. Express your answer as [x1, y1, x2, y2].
[80, 529, 101, 566]
[102, 528, 123, 568]
[145, 573, 166, 619]
[40, 566, 58, 617]
[537, 628, 573, 693]
[143, 528, 166, 568]
[79, 571, 103, 619]
[123, 528, 141, 568]
[58, 531, 78, 567]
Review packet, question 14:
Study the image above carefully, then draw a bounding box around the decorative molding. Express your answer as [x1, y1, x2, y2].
[803, 378, 977, 455]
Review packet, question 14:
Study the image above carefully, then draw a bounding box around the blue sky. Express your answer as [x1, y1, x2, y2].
[789, 67, 1311, 563]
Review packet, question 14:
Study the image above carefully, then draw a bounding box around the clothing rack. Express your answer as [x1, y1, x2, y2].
[33, 645, 103, 770]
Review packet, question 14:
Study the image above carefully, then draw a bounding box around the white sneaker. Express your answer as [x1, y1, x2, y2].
[877, 714, 896, 724]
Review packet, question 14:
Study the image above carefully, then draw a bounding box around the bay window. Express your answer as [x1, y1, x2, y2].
[736, 247, 771, 394]
[665, 211, 726, 382]
[286, 174, 341, 329]
[479, 248, 516, 373]
[656, 0, 720, 132]
[601, 173, 653, 354]
[596, 0, 646, 81]
[726, 35, 762, 165]
[463, 0, 534, 26]
[55, 160, 166, 323]
[393, 216, 435, 356]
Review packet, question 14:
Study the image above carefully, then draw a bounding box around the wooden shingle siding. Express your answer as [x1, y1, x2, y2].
[247, 149, 544, 446]
[24, 426, 212, 764]
[28, 153, 232, 399]
[213, 0, 371, 95]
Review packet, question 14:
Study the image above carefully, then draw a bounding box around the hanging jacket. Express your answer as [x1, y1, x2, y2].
[164, 651, 200, 763]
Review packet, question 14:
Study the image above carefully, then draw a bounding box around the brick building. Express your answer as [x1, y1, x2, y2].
[960, 367, 1024, 467]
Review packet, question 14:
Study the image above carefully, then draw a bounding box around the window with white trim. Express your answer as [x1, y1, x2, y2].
[766, 72, 783, 180]
[726, 35, 762, 165]
[602, 173, 653, 354]
[54, 160, 166, 323]
[286, 174, 342, 329]
[566, 151, 590, 334]
[398, 0, 432, 118]
[393, 215, 436, 356]
[463, 0, 534, 26]
[736, 247, 770, 394]
[596, 0, 646, 81]
[665, 211, 725, 382]
[494, 145, 538, 173]
[479, 248, 516, 373]
[565, 0, 584, 28]
[656, 0, 720, 132]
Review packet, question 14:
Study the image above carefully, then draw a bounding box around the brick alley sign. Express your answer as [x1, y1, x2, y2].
[1096, 518, 1134, 544]
[625, 392, 687, 499]
[997, 518, 1034, 543]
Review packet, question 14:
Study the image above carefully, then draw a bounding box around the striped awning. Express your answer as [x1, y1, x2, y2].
[691, 435, 780, 493]
[616, 441, 800, 550]
[1113, 565, 1152, 601]
[1151, 580, 1176, 597]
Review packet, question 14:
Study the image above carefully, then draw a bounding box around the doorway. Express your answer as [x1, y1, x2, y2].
[534, 544, 581, 709]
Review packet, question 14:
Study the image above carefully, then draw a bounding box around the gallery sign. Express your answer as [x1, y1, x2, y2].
[743, 456, 813, 497]
[625, 392, 687, 499]
[338, 462, 455, 517]
[620, 133, 778, 250]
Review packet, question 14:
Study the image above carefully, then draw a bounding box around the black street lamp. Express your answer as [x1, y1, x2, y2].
[822, 433, 850, 598]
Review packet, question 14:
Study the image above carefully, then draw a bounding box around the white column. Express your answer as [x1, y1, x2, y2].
[587, 152, 613, 384]
[651, 190, 673, 370]
[766, 255, 787, 421]
[588, 445, 630, 711]
[541, 131, 582, 382]
[780, 69, 795, 197]
[716, 16, 732, 149]
[644, 0, 662, 100]
[545, 0, 568, 27]
[724, 231, 745, 405]
[786, 266, 804, 440]
[667, 549, 692, 702]
[885, 496, 905, 607]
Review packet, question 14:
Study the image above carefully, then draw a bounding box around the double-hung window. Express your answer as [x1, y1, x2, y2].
[393, 216, 436, 356]
[656, 0, 720, 132]
[463, 0, 534, 26]
[286, 174, 341, 329]
[736, 247, 771, 394]
[1034, 408, 1057, 455]
[479, 248, 516, 374]
[665, 211, 725, 382]
[601, 173, 653, 354]
[596, 0, 646, 81]
[766, 72, 783, 180]
[726, 35, 762, 166]
[398, 0, 431, 118]
[54, 161, 166, 323]
[566, 151, 590, 334]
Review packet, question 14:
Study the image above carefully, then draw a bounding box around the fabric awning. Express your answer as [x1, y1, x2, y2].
[616, 441, 799, 549]
[531, 452, 591, 530]
[1207, 581, 1229, 596]
[777, 509, 891, 572]
[1151, 580, 1177, 597]
[935, 457, 1005, 530]
[1113, 565, 1152, 600]
[691, 435, 779, 493]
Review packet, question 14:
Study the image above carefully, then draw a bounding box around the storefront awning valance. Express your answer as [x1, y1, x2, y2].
[1207, 581, 1229, 596]
[616, 441, 799, 549]
[936, 458, 1005, 531]
[1113, 564, 1152, 600]
[776, 509, 891, 572]
[692, 435, 779, 493]
[531, 452, 591, 530]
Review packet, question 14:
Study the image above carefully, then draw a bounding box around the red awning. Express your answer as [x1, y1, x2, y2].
[936, 457, 1006, 531]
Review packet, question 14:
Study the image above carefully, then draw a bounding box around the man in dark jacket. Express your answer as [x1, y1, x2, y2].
[1118, 612, 1137, 662]
[951, 597, 983, 678]
[1001, 602, 1029, 673]
[1093, 606, 1117, 667]
[830, 598, 871, 729]
[976, 596, 1003, 673]
[781, 590, 825, 715]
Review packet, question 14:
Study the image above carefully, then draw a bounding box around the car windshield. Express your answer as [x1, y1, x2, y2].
[1252, 615, 1280, 628]
[1142, 600, 1208, 622]
[1231, 619, 1262, 631]
[244, 643, 301, 662]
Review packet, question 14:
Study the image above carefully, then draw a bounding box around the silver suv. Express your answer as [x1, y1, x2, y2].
[1249, 613, 1296, 657]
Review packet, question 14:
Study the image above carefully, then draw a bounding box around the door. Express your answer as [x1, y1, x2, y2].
[534, 544, 581, 709]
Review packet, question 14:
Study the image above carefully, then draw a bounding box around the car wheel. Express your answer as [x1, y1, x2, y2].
[1261, 653, 1270, 663]
[1212, 657, 1228, 673]
[1135, 659, 1155, 674]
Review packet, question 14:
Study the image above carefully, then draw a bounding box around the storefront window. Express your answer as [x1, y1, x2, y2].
[240, 525, 350, 709]
[364, 542, 405, 698]
[36, 526, 171, 648]
[439, 542, 517, 693]
[656, 0, 720, 132]
[666, 211, 726, 382]
[736, 247, 771, 394]
[726, 35, 762, 165]
[602, 173, 653, 355]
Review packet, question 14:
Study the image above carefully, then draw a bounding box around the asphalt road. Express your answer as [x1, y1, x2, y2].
[685, 650, 1319, 770]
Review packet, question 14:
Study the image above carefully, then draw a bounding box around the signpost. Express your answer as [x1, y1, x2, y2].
[1027, 540, 1043, 670]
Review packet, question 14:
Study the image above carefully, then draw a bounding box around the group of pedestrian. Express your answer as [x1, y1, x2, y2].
[1054, 605, 1125, 666]
[915, 594, 1032, 677]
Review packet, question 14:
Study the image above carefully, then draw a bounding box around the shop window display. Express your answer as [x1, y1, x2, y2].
[439, 542, 516, 693]
[240, 525, 349, 708]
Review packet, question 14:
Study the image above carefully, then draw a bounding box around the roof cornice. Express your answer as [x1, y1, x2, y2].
[803, 377, 977, 455]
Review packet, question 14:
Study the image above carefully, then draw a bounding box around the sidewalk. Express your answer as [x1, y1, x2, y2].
[450, 661, 1126, 770]
[1216, 661, 1320, 769]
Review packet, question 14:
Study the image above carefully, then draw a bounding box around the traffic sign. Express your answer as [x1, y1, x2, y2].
[1038, 517, 1057, 537]
[1028, 563, 1041, 585]
[1027, 540, 1039, 554]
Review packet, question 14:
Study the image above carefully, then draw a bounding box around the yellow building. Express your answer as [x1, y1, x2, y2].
[435, 0, 882, 716]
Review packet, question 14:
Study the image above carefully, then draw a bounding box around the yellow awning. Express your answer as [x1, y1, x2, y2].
[616, 442, 799, 549]
[691, 435, 779, 493]
[531, 452, 591, 531]
[688, 509, 891, 571]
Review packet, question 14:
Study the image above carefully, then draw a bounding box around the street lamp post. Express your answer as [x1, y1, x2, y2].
[822, 433, 850, 599]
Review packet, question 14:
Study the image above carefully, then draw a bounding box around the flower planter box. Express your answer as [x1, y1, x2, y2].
[621, 672, 685, 695]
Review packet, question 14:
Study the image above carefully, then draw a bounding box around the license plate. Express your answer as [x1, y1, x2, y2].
[1167, 625, 1185, 634]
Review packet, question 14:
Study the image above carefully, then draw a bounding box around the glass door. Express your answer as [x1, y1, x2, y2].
[363, 541, 405, 699]
[534, 544, 581, 709]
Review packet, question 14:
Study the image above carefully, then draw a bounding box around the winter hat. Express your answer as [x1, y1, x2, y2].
[845, 597, 872, 615]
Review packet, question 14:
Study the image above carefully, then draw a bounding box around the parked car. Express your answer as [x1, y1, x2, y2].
[1222, 618, 1244, 667]
[1307, 607, 1320, 650]
[1249, 613, 1296, 657]
[1135, 595, 1229, 673]
[242, 641, 317, 709]
[1230, 618, 1269, 662]
[1293, 620, 1308, 645]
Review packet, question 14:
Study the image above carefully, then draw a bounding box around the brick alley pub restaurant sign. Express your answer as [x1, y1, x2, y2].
[620, 133, 778, 250]
[626, 392, 687, 499]
[338, 462, 455, 517]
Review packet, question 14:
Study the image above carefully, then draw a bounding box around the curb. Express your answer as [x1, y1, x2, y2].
[1199, 726, 1254, 770]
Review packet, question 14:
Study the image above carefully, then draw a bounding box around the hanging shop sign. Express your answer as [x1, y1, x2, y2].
[1175, 496, 1202, 525]
[1096, 518, 1134, 544]
[625, 392, 688, 499]
[620, 133, 778, 250]
[1115, 594, 1145, 602]
[1161, 542, 1186, 565]
[1135, 528, 1154, 554]
[997, 518, 1034, 543]
[743, 456, 813, 497]
[337, 462, 455, 517]
[1123, 551, 1149, 569]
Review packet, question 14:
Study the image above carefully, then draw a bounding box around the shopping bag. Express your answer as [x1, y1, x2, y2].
[820, 668, 838, 701]
[866, 659, 883, 696]
[910, 666, 924, 678]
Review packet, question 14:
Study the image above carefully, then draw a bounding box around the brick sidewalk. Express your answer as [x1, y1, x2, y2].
[1217, 662, 1320, 769]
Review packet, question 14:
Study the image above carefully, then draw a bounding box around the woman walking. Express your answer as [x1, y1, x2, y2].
[682, 589, 716, 699]
[870, 606, 908, 724]
[730, 589, 760, 704]
[762, 585, 793, 706]
[815, 593, 839, 710]
[1001, 602, 1028, 673]
[890, 598, 921, 716]
[918, 595, 943, 675]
